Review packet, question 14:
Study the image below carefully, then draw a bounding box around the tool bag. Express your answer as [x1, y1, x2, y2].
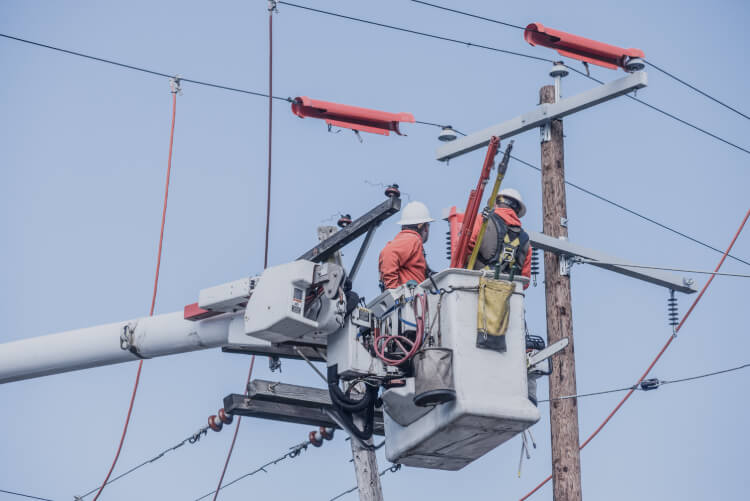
[413, 348, 456, 407]
[476, 276, 514, 352]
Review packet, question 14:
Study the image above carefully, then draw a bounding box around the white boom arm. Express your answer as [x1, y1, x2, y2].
[0, 311, 242, 384]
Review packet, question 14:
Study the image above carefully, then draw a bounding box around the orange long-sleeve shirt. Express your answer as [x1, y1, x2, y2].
[378, 229, 426, 289]
[468, 207, 532, 288]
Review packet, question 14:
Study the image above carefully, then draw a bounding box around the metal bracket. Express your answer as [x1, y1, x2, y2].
[559, 255, 574, 276]
[540, 122, 551, 143]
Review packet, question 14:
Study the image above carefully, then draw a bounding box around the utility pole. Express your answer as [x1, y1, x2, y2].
[540, 76, 583, 501]
[350, 414, 384, 501]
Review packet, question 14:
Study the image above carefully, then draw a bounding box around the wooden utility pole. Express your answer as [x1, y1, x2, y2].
[350, 414, 384, 501]
[540, 84, 583, 501]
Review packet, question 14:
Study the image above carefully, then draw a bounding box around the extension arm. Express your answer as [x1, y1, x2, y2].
[0, 311, 243, 384]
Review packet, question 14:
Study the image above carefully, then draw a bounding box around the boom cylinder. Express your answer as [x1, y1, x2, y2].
[0, 311, 241, 384]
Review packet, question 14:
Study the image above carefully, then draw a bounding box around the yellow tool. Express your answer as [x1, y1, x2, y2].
[467, 140, 514, 270]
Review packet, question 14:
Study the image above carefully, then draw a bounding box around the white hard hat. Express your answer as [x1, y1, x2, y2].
[497, 188, 526, 218]
[397, 201, 435, 225]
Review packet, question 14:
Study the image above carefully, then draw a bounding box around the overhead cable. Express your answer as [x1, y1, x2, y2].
[328, 464, 402, 501]
[276, 1, 554, 64]
[90, 77, 180, 501]
[644, 60, 750, 121]
[76, 425, 211, 499]
[410, 0, 525, 30]
[2, 32, 747, 266]
[506, 152, 750, 268]
[0, 489, 54, 501]
[0, 33, 290, 101]
[403, 5, 750, 147]
[211, 357, 256, 500]
[194, 437, 321, 501]
[537, 362, 750, 403]
[520, 206, 750, 500]
[574, 258, 750, 279]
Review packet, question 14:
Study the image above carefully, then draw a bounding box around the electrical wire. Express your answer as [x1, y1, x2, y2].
[0, 489, 54, 501]
[76, 426, 210, 499]
[537, 362, 750, 403]
[644, 60, 750, 121]
[277, 1, 554, 64]
[194, 438, 317, 501]
[3, 24, 748, 266]
[0, 33, 290, 102]
[401, 5, 750, 151]
[505, 152, 750, 268]
[90, 80, 179, 501]
[211, 357, 255, 501]
[574, 258, 750, 279]
[212, 4, 278, 496]
[328, 464, 402, 501]
[520, 205, 750, 500]
[410, 0, 525, 30]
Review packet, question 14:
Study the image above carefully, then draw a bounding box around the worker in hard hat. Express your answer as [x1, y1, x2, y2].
[468, 188, 532, 288]
[378, 201, 435, 290]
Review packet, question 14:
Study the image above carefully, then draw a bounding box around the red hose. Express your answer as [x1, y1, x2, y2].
[92, 88, 178, 501]
[519, 206, 750, 501]
[374, 294, 426, 365]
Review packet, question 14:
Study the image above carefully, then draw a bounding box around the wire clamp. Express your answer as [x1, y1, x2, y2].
[268, 0, 278, 13]
[639, 378, 661, 391]
[169, 75, 182, 95]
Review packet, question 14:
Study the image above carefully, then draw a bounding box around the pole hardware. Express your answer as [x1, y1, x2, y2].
[559, 255, 575, 276]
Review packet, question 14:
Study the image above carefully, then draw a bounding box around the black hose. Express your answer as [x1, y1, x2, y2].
[328, 365, 373, 412]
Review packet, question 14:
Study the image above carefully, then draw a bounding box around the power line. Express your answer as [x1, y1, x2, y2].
[537, 362, 750, 403]
[0, 33, 290, 101]
[520, 205, 750, 500]
[574, 258, 750, 278]
[328, 464, 402, 501]
[402, 4, 750, 151]
[505, 152, 750, 268]
[644, 60, 750, 121]
[75, 426, 211, 499]
[0, 489, 54, 501]
[277, 1, 554, 64]
[410, 0, 525, 30]
[194, 438, 317, 501]
[2, 30, 747, 267]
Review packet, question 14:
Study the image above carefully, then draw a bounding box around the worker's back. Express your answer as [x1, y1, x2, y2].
[378, 229, 426, 289]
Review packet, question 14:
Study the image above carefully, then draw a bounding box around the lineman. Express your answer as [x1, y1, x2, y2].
[468, 188, 532, 288]
[378, 201, 434, 290]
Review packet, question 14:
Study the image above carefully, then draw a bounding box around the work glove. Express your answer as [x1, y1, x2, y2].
[481, 206, 492, 220]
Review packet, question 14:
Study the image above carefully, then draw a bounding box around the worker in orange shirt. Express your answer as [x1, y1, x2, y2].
[468, 188, 531, 288]
[378, 201, 435, 290]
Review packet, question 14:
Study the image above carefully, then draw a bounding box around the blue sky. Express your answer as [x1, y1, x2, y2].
[1, 1, 748, 500]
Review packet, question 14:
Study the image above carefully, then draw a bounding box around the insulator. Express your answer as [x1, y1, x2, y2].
[218, 408, 233, 425]
[446, 230, 452, 260]
[530, 247, 540, 286]
[309, 430, 323, 447]
[208, 415, 223, 432]
[337, 214, 352, 228]
[320, 426, 335, 440]
[667, 290, 679, 328]
[385, 183, 400, 198]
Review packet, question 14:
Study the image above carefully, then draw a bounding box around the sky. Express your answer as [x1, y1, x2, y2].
[1, 1, 748, 500]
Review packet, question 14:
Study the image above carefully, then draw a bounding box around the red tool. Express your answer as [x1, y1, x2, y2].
[291, 96, 415, 136]
[524, 23, 644, 71]
[450, 136, 500, 268]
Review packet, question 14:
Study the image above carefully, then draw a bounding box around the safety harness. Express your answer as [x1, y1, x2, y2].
[473, 213, 530, 273]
